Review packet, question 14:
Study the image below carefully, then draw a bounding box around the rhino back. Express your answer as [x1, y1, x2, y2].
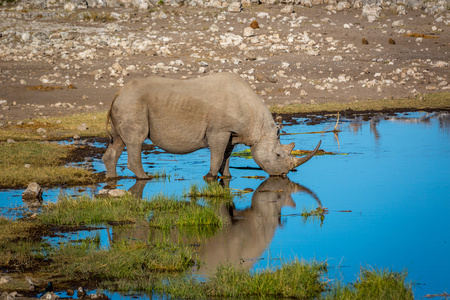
[112, 73, 271, 153]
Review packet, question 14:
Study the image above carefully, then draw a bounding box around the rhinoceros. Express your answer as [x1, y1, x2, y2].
[102, 73, 321, 179]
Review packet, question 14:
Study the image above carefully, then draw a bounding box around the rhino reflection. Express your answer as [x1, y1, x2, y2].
[113, 177, 321, 276]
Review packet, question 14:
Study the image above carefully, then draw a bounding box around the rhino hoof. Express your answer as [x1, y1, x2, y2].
[203, 172, 218, 182]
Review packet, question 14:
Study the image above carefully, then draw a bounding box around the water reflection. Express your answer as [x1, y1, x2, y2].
[113, 177, 322, 276]
[346, 112, 449, 143]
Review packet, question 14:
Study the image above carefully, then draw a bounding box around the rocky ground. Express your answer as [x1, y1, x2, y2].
[0, 0, 449, 124]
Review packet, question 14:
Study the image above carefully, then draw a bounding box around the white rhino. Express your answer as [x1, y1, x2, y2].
[102, 73, 321, 179]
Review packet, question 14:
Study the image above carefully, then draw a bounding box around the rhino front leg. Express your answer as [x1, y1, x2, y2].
[204, 132, 232, 180]
[219, 143, 234, 177]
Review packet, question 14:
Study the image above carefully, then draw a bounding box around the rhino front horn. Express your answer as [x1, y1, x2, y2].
[293, 140, 322, 169]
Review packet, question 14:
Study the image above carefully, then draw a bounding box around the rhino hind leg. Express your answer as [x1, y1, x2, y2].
[117, 116, 150, 179]
[103, 126, 125, 178]
[126, 142, 149, 179]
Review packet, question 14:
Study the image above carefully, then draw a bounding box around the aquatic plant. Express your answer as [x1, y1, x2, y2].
[155, 259, 327, 299]
[186, 182, 234, 199]
[39, 194, 154, 225]
[232, 148, 339, 159]
[324, 266, 414, 300]
[50, 238, 194, 282]
[301, 206, 329, 225]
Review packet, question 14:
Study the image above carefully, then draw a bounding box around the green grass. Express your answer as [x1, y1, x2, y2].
[324, 267, 414, 300]
[186, 182, 234, 200]
[0, 141, 99, 188]
[50, 238, 194, 282]
[0, 217, 50, 272]
[270, 92, 450, 114]
[40, 193, 224, 231]
[156, 260, 327, 299]
[39, 194, 155, 226]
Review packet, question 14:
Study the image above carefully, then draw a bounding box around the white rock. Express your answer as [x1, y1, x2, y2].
[392, 20, 404, 27]
[434, 61, 448, 68]
[209, 24, 220, 32]
[219, 33, 243, 47]
[243, 27, 255, 37]
[22, 182, 43, 200]
[362, 4, 381, 22]
[228, 2, 241, 12]
[77, 123, 88, 131]
[280, 5, 294, 14]
[64, 2, 75, 11]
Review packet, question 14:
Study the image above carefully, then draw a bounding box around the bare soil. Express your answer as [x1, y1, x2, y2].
[0, 4, 449, 123]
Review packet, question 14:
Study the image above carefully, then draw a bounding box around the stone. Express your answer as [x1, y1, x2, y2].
[0, 276, 12, 284]
[22, 182, 43, 200]
[243, 27, 255, 37]
[362, 3, 381, 22]
[64, 2, 75, 11]
[228, 2, 241, 12]
[392, 20, 404, 27]
[280, 5, 294, 14]
[77, 123, 88, 131]
[98, 189, 129, 197]
[41, 292, 59, 300]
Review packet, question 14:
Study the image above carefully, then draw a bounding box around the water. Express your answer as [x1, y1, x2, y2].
[1, 111, 449, 298]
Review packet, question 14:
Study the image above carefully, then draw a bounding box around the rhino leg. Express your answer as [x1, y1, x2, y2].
[126, 143, 149, 179]
[204, 132, 232, 180]
[219, 143, 234, 177]
[103, 124, 125, 178]
[118, 118, 150, 179]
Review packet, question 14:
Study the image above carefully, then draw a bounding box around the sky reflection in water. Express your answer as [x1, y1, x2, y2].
[0, 112, 449, 299]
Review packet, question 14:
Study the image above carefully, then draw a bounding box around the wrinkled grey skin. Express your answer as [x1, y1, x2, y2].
[103, 73, 321, 179]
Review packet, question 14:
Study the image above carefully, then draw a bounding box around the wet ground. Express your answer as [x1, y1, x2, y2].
[1, 111, 449, 299]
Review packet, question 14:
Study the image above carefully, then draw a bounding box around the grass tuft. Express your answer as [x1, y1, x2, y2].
[157, 259, 327, 299]
[325, 266, 414, 300]
[186, 182, 234, 200]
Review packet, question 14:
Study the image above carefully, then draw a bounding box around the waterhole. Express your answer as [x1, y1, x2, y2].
[1, 111, 449, 298]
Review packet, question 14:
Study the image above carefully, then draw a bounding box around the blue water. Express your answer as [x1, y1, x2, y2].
[0, 112, 449, 299]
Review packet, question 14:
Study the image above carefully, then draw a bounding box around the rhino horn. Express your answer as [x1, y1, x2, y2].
[282, 142, 295, 155]
[292, 140, 322, 169]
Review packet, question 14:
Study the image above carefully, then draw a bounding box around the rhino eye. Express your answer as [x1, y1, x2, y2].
[277, 129, 280, 137]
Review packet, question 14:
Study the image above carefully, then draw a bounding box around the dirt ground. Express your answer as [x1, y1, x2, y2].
[0, 3, 449, 123]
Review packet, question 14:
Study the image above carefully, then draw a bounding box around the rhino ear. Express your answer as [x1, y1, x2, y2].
[282, 142, 295, 155]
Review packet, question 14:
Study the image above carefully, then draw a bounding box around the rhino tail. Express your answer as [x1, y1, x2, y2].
[106, 91, 120, 144]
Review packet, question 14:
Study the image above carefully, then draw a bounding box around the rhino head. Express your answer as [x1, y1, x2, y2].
[250, 133, 321, 176]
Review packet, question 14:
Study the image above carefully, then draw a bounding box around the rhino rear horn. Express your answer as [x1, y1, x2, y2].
[282, 142, 295, 155]
[293, 140, 322, 169]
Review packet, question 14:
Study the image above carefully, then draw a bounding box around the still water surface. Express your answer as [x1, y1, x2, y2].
[1, 112, 449, 298]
